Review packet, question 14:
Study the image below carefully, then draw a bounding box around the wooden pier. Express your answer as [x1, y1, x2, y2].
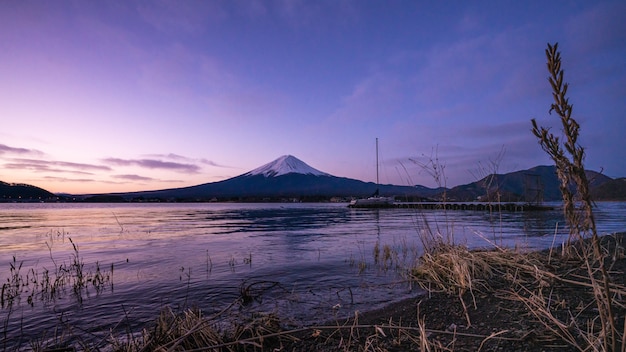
[354, 202, 555, 211]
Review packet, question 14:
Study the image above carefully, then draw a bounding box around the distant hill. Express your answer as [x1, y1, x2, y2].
[0, 181, 57, 201]
[442, 165, 616, 202]
[592, 178, 626, 201]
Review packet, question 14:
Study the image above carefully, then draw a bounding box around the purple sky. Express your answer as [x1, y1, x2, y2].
[1, 1, 625, 194]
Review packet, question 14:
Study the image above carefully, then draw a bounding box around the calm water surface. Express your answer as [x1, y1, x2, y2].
[1, 202, 625, 348]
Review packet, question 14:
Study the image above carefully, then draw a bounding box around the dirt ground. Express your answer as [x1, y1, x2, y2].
[268, 233, 626, 351]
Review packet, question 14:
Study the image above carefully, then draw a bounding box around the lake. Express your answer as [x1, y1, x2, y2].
[1, 201, 625, 349]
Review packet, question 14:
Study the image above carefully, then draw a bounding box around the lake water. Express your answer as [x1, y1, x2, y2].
[1, 201, 625, 349]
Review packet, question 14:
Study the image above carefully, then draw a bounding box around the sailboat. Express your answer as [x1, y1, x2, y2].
[348, 138, 395, 208]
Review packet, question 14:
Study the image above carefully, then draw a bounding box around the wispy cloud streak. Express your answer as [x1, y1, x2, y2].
[143, 153, 235, 168]
[0, 144, 44, 156]
[112, 174, 155, 181]
[42, 176, 101, 183]
[103, 158, 201, 173]
[4, 158, 111, 173]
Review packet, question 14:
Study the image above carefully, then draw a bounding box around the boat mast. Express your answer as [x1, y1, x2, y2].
[376, 138, 379, 185]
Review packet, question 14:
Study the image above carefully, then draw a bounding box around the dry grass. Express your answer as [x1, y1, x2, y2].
[107, 304, 289, 352]
[410, 240, 556, 327]
[408, 232, 625, 351]
[111, 308, 489, 352]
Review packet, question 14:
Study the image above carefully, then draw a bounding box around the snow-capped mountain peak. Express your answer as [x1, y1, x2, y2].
[245, 155, 330, 177]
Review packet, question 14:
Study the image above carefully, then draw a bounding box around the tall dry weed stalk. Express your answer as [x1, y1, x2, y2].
[531, 42, 618, 351]
[410, 148, 455, 246]
[469, 146, 507, 245]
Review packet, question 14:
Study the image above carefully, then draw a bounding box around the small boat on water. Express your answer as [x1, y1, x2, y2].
[348, 138, 395, 208]
[348, 189, 395, 208]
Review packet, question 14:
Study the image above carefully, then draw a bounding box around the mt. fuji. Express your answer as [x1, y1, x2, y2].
[115, 155, 428, 201]
[245, 155, 330, 177]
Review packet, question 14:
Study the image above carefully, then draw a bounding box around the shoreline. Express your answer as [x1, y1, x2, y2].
[271, 231, 626, 351]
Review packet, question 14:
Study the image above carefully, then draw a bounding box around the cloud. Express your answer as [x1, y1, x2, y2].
[111, 174, 155, 181]
[144, 153, 189, 161]
[103, 157, 201, 173]
[200, 159, 236, 168]
[4, 158, 111, 173]
[42, 176, 101, 183]
[144, 153, 236, 168]
[111, 174, 184, 183]
[0, 143, 44, 156]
